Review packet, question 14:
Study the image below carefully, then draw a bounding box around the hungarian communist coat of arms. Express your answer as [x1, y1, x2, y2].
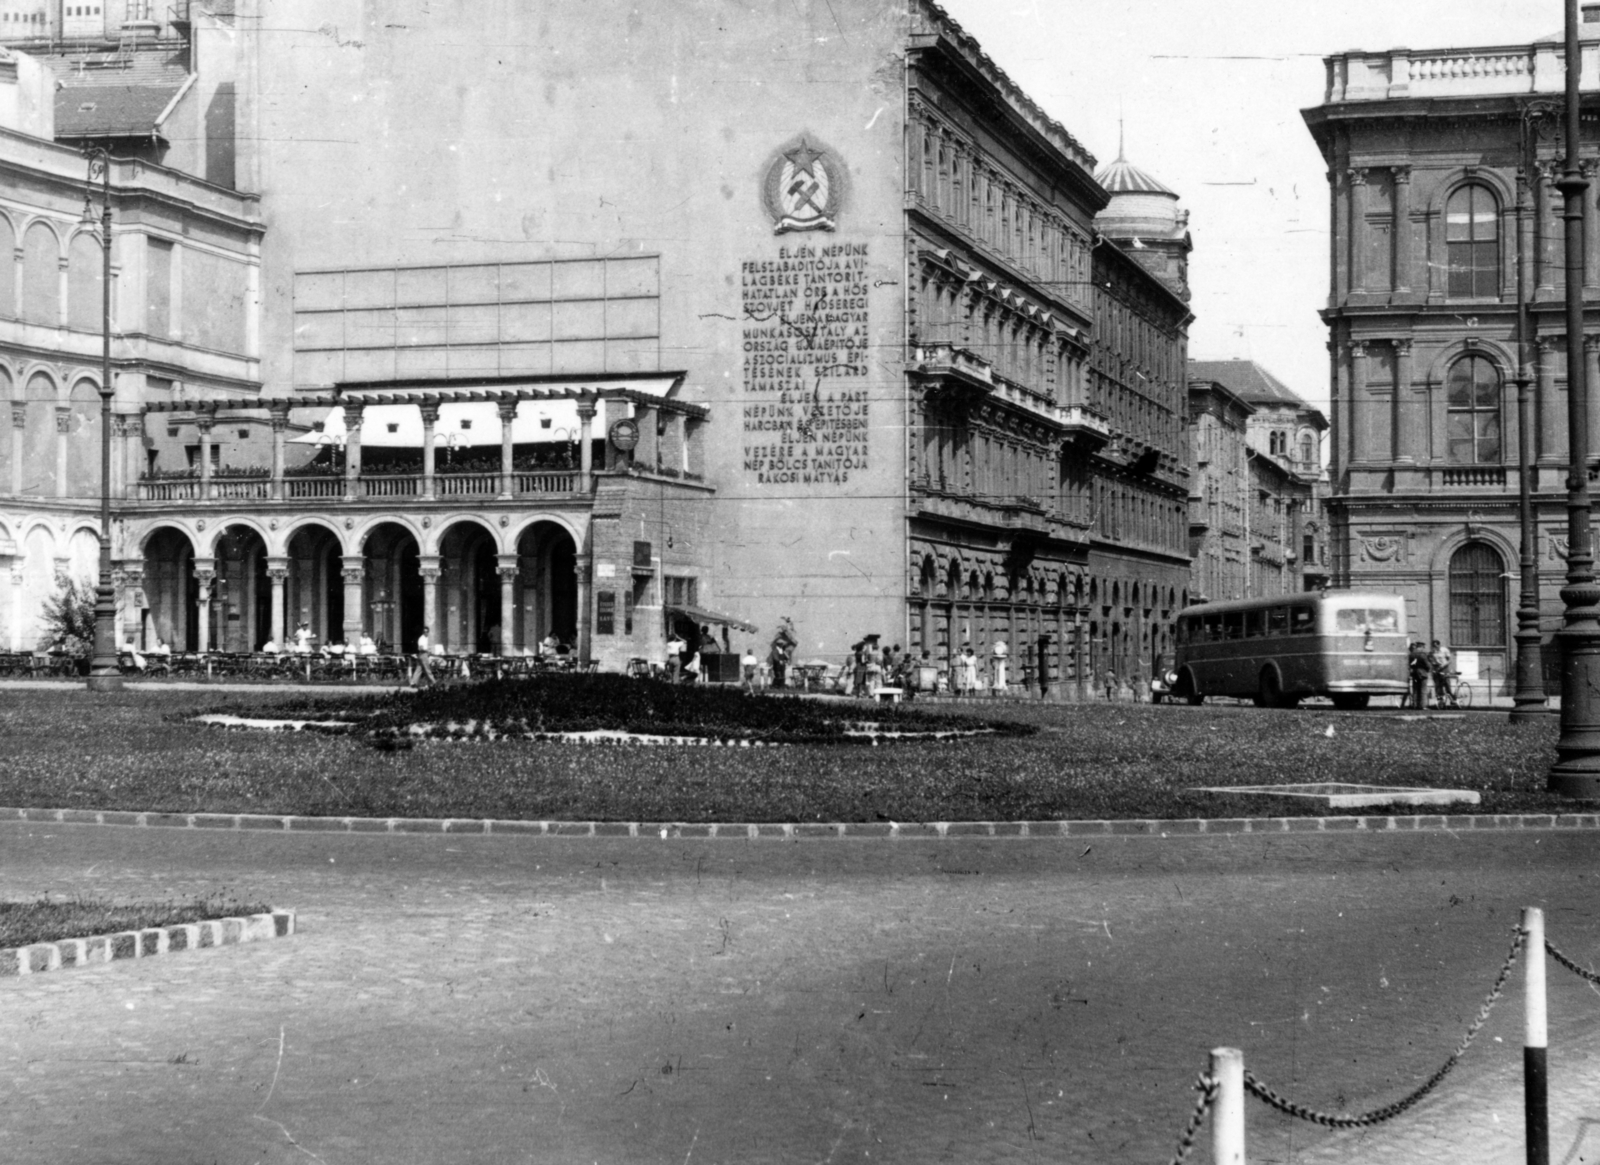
[762, 136, 846, 234]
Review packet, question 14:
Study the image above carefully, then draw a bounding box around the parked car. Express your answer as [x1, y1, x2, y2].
[1149, 654, 1179, 703]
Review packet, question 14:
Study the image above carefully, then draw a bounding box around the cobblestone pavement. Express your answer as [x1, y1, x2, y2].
[2, 823, 1599, 1164]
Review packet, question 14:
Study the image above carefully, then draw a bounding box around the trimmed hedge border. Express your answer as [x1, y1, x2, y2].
[0, 909, 295, 978]
[2, 805, 1598, 838]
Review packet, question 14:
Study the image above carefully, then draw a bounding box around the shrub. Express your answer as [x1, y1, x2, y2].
[40, 571, 97, 657]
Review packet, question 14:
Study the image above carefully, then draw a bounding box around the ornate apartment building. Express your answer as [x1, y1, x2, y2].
[0, 0, 1196, 693]
[1302, 10, 1600, 686]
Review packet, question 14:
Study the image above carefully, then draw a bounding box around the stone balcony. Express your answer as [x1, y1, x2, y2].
[911, 343, 1111, 442]
[1323, 39, 1600, 103]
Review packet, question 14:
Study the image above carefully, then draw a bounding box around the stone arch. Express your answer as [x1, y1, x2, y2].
[514, 519, 579, 653]
[1428, 523, 1516, 578]
[18, 521, 58, 650]
[422, 513, 497, 558]
[20, 219, 62, 328]
[1425, 338, 1515, 390]
[506, 512, 586, 559]
[436, 517, 505, 654]
[352, 514, 426, 557]
[64, 375, 101, 501]
[67, 230, 103, 333]
[0, 209, 15, 318]
[142, 524, 199, 651]
[279, 517, 346, 559]
[198, 515, 273, 559]
[1427, 168, 1514, 220]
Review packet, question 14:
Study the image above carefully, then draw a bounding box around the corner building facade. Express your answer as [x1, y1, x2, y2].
[1304, 12, 1600, 689]
[1, 1, 1193, 689]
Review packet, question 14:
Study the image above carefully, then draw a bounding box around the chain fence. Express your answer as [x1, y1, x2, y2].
[1164, 1071, 1217, 1165]
[1241, 924, 1526, 1130]
[1546, 938, 1600, 985]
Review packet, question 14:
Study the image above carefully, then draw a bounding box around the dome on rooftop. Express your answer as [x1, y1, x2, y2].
[1096, 155, 1176, 198]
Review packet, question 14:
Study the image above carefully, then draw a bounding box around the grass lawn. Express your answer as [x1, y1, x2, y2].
[0, 893, 273, 948]
[0, 681, 1575, 820]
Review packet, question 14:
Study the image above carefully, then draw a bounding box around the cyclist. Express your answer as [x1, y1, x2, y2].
[1428, 639, 1453, 708]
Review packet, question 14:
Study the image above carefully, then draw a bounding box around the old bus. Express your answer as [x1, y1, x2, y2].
[1171, 591, 1408, 709]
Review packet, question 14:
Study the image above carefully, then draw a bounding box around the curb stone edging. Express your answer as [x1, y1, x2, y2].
[0, 910, 295, 978]
[3, 806, 1599, 838]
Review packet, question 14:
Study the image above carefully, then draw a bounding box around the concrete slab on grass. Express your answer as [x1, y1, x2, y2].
[1195, 782, 1482, 808]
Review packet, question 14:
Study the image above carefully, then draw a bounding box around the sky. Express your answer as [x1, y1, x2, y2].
[934, 0, 1560, 411]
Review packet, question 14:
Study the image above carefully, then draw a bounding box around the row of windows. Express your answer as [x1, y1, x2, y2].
[909, 112, 1093, 308]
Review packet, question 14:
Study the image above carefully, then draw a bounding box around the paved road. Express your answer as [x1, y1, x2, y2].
[2, 823, 1599, 1164]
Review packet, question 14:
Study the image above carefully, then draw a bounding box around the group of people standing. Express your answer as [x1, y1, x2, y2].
[1407, 638, 1455, 708]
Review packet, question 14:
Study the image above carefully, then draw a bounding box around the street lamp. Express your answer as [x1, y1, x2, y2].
[1550, 0, 1600, 797]
[81, 146, 121, 692]
[1512, 100, 1559, 722]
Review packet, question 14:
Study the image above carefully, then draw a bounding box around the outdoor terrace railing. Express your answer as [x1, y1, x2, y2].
[286, 477, 343, 500]
[135, 469, 592, 505]
[360, 474, 422, 499]
[513, 471, 580, 494]
[435, 472, 501, 497]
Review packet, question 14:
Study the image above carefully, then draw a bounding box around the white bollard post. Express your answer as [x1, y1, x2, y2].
[1524, 906, 1548, 1165]
[1211, 1046, 1246, 1165]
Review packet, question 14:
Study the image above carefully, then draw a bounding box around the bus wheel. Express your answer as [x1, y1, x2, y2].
[1259, 669, 1286, 709]
[1175, 671, 1203, 706]
[1331, 693, 1370, 711]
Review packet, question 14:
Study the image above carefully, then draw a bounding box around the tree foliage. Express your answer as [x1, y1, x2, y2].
[40, 572, 97, 656]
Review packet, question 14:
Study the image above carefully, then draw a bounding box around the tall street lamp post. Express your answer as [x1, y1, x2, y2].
[1551, 0, 1600, 797]
[1513, 101, 1559, 723]
[82, 147, 121, 692]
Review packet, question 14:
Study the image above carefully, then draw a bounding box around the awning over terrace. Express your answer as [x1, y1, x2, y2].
[669, 604, 758, 634]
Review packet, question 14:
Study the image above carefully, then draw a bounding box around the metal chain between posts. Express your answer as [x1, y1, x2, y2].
[1243, 924, 1526, 1130]
[1165, 1071, 1218, 1165]
[1546, 938, 1600, 985]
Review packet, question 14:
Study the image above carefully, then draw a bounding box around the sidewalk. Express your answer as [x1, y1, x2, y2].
[4, 820, 1600, 1164]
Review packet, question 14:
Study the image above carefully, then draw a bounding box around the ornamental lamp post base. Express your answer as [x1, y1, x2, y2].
[86, 577, 122, 693]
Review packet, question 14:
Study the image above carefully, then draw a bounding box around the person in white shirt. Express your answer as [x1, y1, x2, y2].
[411, 626, 437, 685]
[293, 622, 313, 654]
[125, 640, 146, 672]
[666, 632, 687, 682]
[358, 633, 378, 656]
[741, 646, 759, 693]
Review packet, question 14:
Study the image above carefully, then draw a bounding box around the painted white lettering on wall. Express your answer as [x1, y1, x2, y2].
[739, 242, 871, 486]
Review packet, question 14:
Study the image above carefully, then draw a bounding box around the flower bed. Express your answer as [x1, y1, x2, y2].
[199, 675, 1036, 748]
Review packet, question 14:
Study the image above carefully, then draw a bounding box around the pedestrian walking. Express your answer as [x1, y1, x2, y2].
[1103, 668, 1118, 701]
[741, 645, 759, 693]
[410, 625, 437, 686]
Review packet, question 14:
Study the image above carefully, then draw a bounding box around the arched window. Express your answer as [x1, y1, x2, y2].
[1446, 184, 1500, 298]
[1449, 541, 1505, 647]
[1299, 432, 1315, 467]
[1446, 355, 1502, 464]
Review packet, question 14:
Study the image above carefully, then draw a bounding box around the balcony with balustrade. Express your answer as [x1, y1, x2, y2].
[123, 380, 712, 521]
[1322, 29, 1600, 105]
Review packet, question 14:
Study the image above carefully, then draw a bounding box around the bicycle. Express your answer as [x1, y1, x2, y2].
[1434, 671, 1472, 709]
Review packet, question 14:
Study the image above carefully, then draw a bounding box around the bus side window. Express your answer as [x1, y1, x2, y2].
[1244, 610, 1264, 638]
[1290, 606, 1315, 635]
[1204, 615, 1221, 642]
[1267, 606, 1288, 635]
[1224, 613, 1244, 640]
